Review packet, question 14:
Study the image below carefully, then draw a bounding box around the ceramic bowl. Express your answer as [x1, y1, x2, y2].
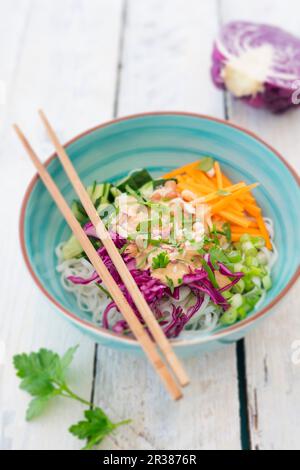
[20, 112, 300, 356]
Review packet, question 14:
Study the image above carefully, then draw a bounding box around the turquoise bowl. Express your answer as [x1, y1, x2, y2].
[20, 113, 300, 356]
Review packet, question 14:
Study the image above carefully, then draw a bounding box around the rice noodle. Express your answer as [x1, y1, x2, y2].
[254, 289, 266, 310]
[56, 243, 111, 324]
[263, 217, 274, 240]
[184, 294, 220, 331]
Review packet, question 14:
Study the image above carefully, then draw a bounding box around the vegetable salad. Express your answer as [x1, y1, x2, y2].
[58, 157, 275, 338]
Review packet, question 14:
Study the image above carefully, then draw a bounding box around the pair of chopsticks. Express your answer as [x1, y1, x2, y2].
[14, 111, 189, 400]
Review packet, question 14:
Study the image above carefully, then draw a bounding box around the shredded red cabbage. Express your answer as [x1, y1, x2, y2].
[68, 271, 99, 285]
[218, 262, 244, 292]
[83, 222, 98, 238]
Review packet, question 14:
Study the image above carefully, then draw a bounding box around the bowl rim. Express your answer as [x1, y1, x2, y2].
[19, 111, 300, 348]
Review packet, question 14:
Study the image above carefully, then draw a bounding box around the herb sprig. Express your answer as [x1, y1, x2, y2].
[152, 251, 170, 269]
[13, 346, 130, 450]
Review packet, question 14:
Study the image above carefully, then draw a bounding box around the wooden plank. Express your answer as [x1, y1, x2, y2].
[221, 0, 300, 450]
[118, 0, 223, 116]
[0, 0, 123, 450]
[93, 0, 242, 450]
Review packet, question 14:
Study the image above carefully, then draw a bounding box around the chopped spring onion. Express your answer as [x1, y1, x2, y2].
[227, 250, 242, 263]
[232, 279, 245, 294]
[262, 275, 272, 291]
[220, 308, 238, 325]
[233, 262, 244, 273]
[230, 293, 243, 309]
[241, 241, 257, 257]
[245, 256, 259, 267]
[257, 251, 268, 265]
[251, 236, 266, 249]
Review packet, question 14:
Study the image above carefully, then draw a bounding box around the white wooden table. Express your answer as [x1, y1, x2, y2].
[0, 0, 299, 450]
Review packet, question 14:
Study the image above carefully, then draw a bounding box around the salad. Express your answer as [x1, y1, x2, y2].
[56, 157, 277, 339]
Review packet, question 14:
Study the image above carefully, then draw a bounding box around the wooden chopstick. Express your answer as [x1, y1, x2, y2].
[13, 124, 182, 401]
[38, 110, 190, 388]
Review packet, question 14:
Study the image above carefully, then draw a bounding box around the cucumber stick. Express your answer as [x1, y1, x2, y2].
[72, 182, 113, 222]
[62, 235, 83, 260]
[86, 182, 105, 204]
[139, 181, 154, 199]
[71, 201, 88, 224]
[116, 169, 152, 192]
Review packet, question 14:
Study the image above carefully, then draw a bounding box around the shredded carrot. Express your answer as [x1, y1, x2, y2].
[219, 211, 250, 228]
[243, 194, 256, 204]
[185, 177, 213, 193]
[164, 160, 272, 250]
[214, 162, 223, 189]
[230, 216, 257, 229]
[257, 214, 272, 249]
[232, 228, 262, 236]
[177, 181, 210, 195]
[210, 175, 219, 188]
[163, 161, 199, 178]
[233, 198, 244, 211]
[188, 170, 216, 189]
[192, 182, 246, 205]
[194, 193, 219, 204]
[244, 202, 262, 217]
[177, 183, 199, 195]
[211, 183, 259, 214]
[231, 233, 242, 242]
[225, 182, 246, 192]
[230, 201, 244, 214]
[232, 233, 253, 242]
[230, 220, 258, 230]
[230, 207, 246, 216]
[175, 174, 184, 181]
[177, 176, 214, 194]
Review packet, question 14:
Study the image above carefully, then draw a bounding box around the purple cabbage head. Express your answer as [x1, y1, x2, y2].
[211, 21, 300, 113]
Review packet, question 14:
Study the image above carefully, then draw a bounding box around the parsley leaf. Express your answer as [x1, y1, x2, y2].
[26, 395, 55, 421]
[14, 349, 62, 397]
[13, 345, 130, 449]
[152, 251, 170, 269]
[13, 346, 79, 398]
[59, 345, 79, 377]
[69, 408, 130, 451]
